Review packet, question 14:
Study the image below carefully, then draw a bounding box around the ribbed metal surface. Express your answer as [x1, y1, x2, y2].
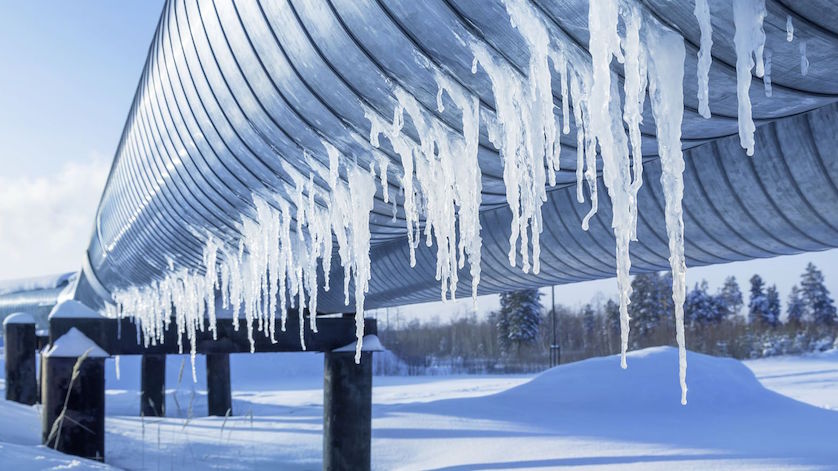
[77, 0, 838, 311]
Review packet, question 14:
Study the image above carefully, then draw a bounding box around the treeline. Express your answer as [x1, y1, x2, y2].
[378, 263, 838, 374]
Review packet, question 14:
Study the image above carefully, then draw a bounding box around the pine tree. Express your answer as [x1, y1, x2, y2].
[629, 272, 673, 343]
[765, 285, 781, 327]
[685, 280, 726, 325]
[719, 276, 744, 318]
[497, 289, 542, 356]
[748, 274, 771, 327]
[582, 303, 596, 346]
[604, 299, 620, 353]
[786, 285, 805, 327]
[800, 263, 837, 326]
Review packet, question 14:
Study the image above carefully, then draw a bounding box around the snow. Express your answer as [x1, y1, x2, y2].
[48, 300, 102, 319]
[45, 327, 108, 358]
[2, 348, 836, 469]
[0, 272, 75, 296]
[3, 312, 36, 326]
[333, 334, 384, 353]
[744, 349, 838, 410]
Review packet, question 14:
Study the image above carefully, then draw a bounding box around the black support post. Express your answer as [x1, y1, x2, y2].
[4, 313, 37, 405]
[206, 353, 231, 416]
[141, 354, 166, 417]
[42, 328, 107, 461]
[323, 351, 373, 471]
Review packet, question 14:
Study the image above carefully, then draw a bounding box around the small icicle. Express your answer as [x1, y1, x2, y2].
[764, 49, 773, 97]
[694, 0, 713, 118]
[786, 15, 794, 42]
[800, 40, 809, 76]
[731, 0, 766, 156]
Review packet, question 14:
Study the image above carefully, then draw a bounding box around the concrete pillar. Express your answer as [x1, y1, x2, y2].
[206, 353, 231, 416]
[42, 328, 107, 461]
[141, 354, 166, 417]
[4, 313, 38, 405]
[323, 351, 372, 471]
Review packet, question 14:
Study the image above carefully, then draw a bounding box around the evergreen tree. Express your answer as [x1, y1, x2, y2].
[800, 263, 837, 326]
[629, 272, 672, 343]
[719, 276, 744, 318]
[604, 298, 620, 352]
[748, 274, 771, 327]
[765, 285, 781, 327]
[685, 280, 725, 325]
[497, 289, 542, 355]
[582, 303, 596, 346]
[786, 285, 805, 327]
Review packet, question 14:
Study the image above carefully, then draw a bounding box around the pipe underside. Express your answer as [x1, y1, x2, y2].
[74, 0, 838, 311]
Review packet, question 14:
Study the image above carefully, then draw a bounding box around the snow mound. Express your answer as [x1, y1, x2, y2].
[502, 346, 764, 411]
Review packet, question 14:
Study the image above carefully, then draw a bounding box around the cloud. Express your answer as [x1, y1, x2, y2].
[0, 158, 109, 281]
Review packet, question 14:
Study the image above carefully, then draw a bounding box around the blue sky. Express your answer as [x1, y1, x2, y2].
[0, 1, 835, 319]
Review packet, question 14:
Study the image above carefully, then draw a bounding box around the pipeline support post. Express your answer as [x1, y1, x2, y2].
[206, 353, 232, 417]
[42, 328, 107, 461]
[4, 313, 38, 405]
[323, 350, 373, 471]
[141, 353, 166, 417]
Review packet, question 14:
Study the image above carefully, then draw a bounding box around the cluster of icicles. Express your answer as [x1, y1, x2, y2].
[111, 0, 789, 403]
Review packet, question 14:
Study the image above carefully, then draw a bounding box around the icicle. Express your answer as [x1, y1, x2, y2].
[732, 0, 766, 156]
[694, 0, 713, 118]
[588, 0, 635, 369]
[621, 4, 648, 241]
[764, 49, 773, 97]
[786, 15, 794, 42]
[347, 168, 376, 363]
[645, 19, 689, 406]
[114, 355, 120, 380]
[800, 40, 809, 76]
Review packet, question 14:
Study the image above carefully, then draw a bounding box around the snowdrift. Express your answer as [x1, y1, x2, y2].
[390, 347, 838, 464]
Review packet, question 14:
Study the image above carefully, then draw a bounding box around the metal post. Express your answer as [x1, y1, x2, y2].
[206, 353, 232, 417]
[42, 328, 107, 461]
[4, 313, 37, 405]
[324, 350, 372, 471]
[141, 354, 166, 417]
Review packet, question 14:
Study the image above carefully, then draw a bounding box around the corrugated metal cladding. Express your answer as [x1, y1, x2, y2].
[74, 0, 838, 311]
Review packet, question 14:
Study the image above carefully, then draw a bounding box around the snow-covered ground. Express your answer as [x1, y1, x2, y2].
[1, 347, 836, 470]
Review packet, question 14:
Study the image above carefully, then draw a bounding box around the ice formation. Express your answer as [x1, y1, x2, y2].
[108, 0, 781, 402]
[800, 40, 809, 76]
[786, 15, 794, 42]
[732, 0, 766, 157]
[694, 0, 713, 118]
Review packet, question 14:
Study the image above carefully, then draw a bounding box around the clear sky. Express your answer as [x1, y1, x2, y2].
[0, 1, 164, 278]
[0, 1, 836, 320]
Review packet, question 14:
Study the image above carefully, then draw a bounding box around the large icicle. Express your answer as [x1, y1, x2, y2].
[587, 0, 634, 369]
[732, 0, 766, 156]
[645, 20, 689, 405]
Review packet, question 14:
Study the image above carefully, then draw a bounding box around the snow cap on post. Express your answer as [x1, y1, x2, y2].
[45, 327, 108, 358]
[334, 334, 384, 353]
[48, 299, 102, 320]
[3, 312, 36, 326]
